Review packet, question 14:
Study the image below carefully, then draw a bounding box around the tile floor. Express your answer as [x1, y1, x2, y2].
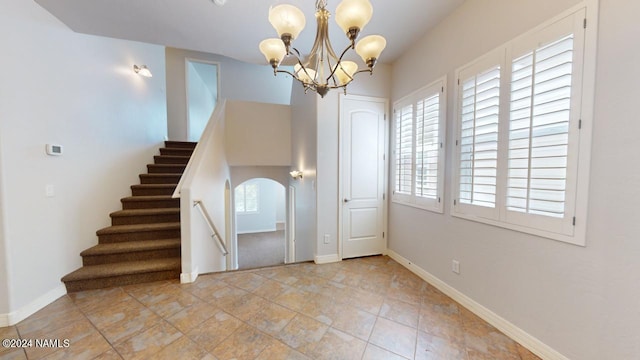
[0, 256, 540, 360]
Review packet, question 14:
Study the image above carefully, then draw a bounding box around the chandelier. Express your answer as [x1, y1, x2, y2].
[259, 0, 386, 98]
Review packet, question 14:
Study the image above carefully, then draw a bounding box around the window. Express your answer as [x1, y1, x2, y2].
[453, 7, 592, 244]
[235, 182, 259, 213]
[393, 77, 446, 213]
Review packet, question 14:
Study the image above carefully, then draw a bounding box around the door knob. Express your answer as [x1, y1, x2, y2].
[343, 198, 350, 203]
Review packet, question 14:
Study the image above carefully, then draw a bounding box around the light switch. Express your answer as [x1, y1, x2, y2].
[45, 184, 55, 197]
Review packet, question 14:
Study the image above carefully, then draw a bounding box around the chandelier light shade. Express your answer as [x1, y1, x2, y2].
[259, 0, 386, 97]
[335, 0, 373, 38]
[259, 38, 287, 66]
[268, 5, 306, 41]
[334, 61, 358, 85]
[355, 35, 387, 67]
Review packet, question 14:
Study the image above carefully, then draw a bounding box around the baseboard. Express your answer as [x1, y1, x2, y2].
[180, 269, 199, 284]
[314, 254, 341, 265]
[236, 228, 278, 235]
[0, 284, 67, 327]
[276, 222, 285, 231]
[387, 250, 569, 360]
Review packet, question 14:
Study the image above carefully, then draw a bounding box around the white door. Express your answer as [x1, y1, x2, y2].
[341, 95, 387, 259]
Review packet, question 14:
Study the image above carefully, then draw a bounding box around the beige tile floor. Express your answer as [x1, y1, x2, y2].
[0, 256, 540, 360]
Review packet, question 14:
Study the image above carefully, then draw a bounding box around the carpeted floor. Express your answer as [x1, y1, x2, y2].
[237, 230, 285, 269]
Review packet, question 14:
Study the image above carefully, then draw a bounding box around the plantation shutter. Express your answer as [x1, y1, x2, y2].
[458, 65, 501, 212]
[394, 104, 413, 196]
[508, 35, 574, 218]
[415, 94, 440, 200]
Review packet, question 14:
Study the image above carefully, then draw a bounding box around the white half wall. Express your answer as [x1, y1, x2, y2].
[390, 0, 640, 359]
[0, 0, 167, 322]
[166, 48, 293, 141]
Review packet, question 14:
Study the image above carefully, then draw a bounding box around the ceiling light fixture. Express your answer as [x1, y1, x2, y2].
[133, 64, 153, 77]
[259, 0, 386, 98]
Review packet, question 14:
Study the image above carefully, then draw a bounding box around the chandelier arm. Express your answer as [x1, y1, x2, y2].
[354, 68, 374, 75]
[325, 41, 357, 83]
[275, 69, 298, 78]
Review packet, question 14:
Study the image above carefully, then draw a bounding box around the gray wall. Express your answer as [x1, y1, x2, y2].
[0, 0, 167, 319]
[289, 88, 318, 262]
[389, 0, 640, 358]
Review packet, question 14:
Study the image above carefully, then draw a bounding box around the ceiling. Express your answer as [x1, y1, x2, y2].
[35, 0, 465, 65]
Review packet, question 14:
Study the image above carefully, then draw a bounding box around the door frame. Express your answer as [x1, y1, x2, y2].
[338, 94, 389, 260]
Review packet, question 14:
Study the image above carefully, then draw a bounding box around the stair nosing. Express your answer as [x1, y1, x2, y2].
[121, 195, 178, 201]
[110, 208, 180, 217]
[61, 258, 181, 282]
[81, 239, 181, 256]
[96, 222, 180, 235]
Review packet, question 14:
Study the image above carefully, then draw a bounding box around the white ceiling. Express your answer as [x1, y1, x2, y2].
[34, 0, 465, 65]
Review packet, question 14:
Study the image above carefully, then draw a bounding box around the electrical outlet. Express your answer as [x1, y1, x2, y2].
[323, 234, 330, 244]
[452, 260, 460, 274]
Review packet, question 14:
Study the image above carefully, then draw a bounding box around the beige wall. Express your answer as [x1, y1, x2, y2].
[390, 0, 640, 358]
[225, 101, 291, 166]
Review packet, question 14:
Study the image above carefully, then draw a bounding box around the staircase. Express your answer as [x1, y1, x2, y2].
[61, 141, 196, 292]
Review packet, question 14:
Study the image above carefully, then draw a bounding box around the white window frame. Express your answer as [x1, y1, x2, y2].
[235, 182, 260, 214]
[392, 76, 447, 213]
[452, 4, 597, 246]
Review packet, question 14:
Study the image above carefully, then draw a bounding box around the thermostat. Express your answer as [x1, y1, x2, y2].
[46, 144, 63, 156]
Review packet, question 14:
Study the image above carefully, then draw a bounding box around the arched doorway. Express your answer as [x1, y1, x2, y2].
[234, 178, 286, 269]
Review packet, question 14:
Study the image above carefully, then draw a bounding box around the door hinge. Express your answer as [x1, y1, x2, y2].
[457, 78, 460, 85]
[579, 119, 582, 129]
[456, 139, 459, 146]
[442, 86, 444, 93]
[438, 197, 441, 203]
[383, 154, 386, 161]
[384, 114, 387, 120]
[454, 199, 457, 206]
[583, 18, 587, 29]
[383, 232, 385, 238]
[383, 193, 386, 200]
[440, 142, 444, 149]
[573, 217, 576, 226]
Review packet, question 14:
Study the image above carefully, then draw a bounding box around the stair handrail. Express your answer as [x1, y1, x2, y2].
[193, 200, 229, 256]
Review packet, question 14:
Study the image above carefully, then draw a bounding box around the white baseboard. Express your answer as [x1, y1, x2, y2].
[314, 254, 341, 265]
[387, 250, 568, 360]
[236, 228, 278, 235]
[180, 269, 199, 284]
[0, 284, 67, 327]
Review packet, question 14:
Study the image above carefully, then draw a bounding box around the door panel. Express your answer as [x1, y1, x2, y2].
[341, 96, 387, 259]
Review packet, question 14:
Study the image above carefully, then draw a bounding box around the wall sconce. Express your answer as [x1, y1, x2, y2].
[133, 64, 153, 77]
[290, 170, 303, 180]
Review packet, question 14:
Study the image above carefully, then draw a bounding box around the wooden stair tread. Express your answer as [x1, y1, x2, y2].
[121, 195, 178, 201]
[110, 208, 180, 217]
[81, 239, 180, 256]
[96, 222, 180, 235]
[139, 173, 182, 177]
[164, 141, 197, 149]
[61, 258, 181, 282]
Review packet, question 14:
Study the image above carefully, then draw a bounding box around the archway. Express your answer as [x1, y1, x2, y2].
[234, 178, 286, 269]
